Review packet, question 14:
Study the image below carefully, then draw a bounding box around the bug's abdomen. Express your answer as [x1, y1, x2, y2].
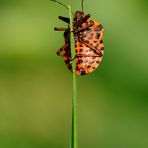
[75, 43, 103, 75]
[64, 18, 104, 75]
[64, 43, 104, 75]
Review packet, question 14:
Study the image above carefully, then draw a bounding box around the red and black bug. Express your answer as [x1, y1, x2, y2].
[50, 0, 104, 75]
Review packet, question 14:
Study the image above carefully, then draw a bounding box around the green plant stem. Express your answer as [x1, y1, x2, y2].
[68, 5, 78, 148]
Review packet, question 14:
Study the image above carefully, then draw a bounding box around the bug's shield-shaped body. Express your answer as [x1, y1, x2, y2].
[56, 12, 104, 75]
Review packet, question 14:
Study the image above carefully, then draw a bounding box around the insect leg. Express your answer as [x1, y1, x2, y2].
[74, 18, 95, 34]
[81, 41, 103, 57]
[76, 54, 99, 57]
[70, 53, 99, 63]
[74, 14, 91, 28]
[56, 43, 70, 57]
[82, 14, 91, 23]
[74, 26, 89, 34]
[58, 16, 70, 23]
[54, 27, 68, 31]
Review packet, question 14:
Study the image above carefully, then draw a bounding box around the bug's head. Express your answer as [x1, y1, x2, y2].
[74, 11, 84, 20]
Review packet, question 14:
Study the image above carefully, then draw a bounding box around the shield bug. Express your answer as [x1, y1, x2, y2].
[50, 0, 104, 75]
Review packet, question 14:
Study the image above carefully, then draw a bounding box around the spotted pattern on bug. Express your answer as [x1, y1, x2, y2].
[53, 4, 104, 75]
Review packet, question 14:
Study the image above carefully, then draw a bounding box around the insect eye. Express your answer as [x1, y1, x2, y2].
[89, 20, 94, 27]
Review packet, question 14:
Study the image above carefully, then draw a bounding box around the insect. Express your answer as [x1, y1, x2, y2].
[50, 0, 104, 75]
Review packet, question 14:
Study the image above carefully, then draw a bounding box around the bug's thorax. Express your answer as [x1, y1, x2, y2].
[63, 11, 86, 44]
[72, 11, 86, 43]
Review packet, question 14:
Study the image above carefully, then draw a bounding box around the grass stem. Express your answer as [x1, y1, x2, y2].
[68, 5, 78, 148]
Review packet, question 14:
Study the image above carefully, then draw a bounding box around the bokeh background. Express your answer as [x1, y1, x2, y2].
[0, 0, 148, 148]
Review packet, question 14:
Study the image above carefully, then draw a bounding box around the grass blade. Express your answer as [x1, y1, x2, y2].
[68, 5, 78, 148]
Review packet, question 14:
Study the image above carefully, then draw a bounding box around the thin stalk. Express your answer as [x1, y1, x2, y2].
[68, 5, 78, 148]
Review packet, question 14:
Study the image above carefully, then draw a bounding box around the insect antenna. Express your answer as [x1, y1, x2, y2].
[81, 0, 84, 13]
[49, 0, 68, 10]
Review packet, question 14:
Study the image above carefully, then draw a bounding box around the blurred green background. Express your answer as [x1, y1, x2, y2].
[0, 0, 148, 148]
